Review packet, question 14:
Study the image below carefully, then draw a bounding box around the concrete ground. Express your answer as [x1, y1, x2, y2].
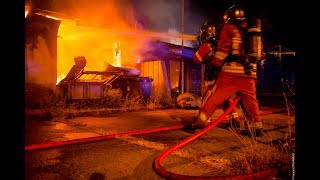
[25, 96, 295, 179]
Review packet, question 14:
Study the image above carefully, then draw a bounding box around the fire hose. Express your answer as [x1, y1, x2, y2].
[24, 108, 289, 152]
[25, 97, 287, 178]
[153, 97, 279, 179]
[25, 125, 184, 151]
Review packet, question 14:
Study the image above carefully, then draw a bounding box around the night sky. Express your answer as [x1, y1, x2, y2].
[193, 0, 298, 51]
[190, 0, 297, 51]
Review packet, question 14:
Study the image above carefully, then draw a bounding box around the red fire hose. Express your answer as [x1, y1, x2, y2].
[25, 125, 184, 151]
[152, 97, 279, 179]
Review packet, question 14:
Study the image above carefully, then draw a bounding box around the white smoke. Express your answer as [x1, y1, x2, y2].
[131, 0, 211, 47]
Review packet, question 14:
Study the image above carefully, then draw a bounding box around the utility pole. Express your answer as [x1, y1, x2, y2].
[268, 45, 296, 60]
[179, 0, 185, 94]
[268, 45, 296, 84]
[181, 0, 184, 49]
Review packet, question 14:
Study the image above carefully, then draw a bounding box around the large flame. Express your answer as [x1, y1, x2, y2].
[56, 1, 150, 83]
[57, 3, 156, 83]
[55, 1, 197, 84]
[57, 21, 148, 80]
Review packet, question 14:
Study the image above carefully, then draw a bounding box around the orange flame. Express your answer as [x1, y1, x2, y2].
[57, 20, 148, 81]
[56, 74, 66, 85]
[113, 41, 121, 67]
[56, 0, 152, 83]
[25, 6, 30, 18]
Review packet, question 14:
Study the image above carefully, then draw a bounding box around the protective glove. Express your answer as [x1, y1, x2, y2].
[193, 43, 212, 63]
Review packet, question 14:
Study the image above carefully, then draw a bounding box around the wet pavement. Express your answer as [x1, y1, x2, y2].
[25, 96, 295, 180]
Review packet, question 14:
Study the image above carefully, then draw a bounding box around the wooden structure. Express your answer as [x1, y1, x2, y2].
[139, 41, 202, 98]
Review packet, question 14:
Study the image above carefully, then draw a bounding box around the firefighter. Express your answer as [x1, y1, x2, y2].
[194, 5, 265, 137]
[193, 21, 241, 131]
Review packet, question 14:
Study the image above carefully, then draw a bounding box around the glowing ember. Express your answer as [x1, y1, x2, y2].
[56, 74, 66, 85]
[44, 15, 60, 20]
[25, 6, 29, 18]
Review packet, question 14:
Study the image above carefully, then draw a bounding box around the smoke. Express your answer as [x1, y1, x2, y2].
[131, 0, 210, 46]
[31, 0, 210, 44]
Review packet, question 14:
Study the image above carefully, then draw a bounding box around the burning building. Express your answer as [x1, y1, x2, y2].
[25, 0, 204, 102]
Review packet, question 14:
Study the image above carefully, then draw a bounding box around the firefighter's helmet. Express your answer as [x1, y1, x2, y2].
[197, 21, 216, 45]
[223, 5, 247, 24]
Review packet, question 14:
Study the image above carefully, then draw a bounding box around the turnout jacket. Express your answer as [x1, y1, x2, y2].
[212, 23, 257, 78]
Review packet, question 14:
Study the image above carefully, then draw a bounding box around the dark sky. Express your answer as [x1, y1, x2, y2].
[194, 0, 298, 51]
[190, 0, 298, 51]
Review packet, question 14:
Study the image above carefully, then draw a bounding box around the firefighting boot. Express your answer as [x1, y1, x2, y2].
[241, 121, 264, 137]
[191, 111, 210, 129]
[251, 122, 264, 137]
[225, 113, 241, 133]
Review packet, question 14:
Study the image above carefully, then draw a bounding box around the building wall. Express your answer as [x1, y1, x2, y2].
[139, 58, 203, 100]
[139, 60, 171, 97]
[25, 14, 60, 90]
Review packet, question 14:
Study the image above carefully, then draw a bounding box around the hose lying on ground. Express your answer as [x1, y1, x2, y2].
[153, 97, 279, 179]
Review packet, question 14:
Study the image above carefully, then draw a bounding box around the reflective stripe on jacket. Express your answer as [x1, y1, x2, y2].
[212, 23, 257, 78]
[193, 43, 214, 63]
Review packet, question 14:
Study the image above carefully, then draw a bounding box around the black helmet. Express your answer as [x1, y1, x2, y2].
[197, 21, 216, 45]
[223, 5, 247, 24]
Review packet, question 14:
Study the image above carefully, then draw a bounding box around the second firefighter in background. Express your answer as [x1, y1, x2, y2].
[194, 5, 265, 137]
[193, 21, 241, 130]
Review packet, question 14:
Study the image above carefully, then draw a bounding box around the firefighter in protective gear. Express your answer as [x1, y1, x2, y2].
[193, 22, 240, 130]
[195, 5, 265, 137]
[196, 21, 217, 47]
